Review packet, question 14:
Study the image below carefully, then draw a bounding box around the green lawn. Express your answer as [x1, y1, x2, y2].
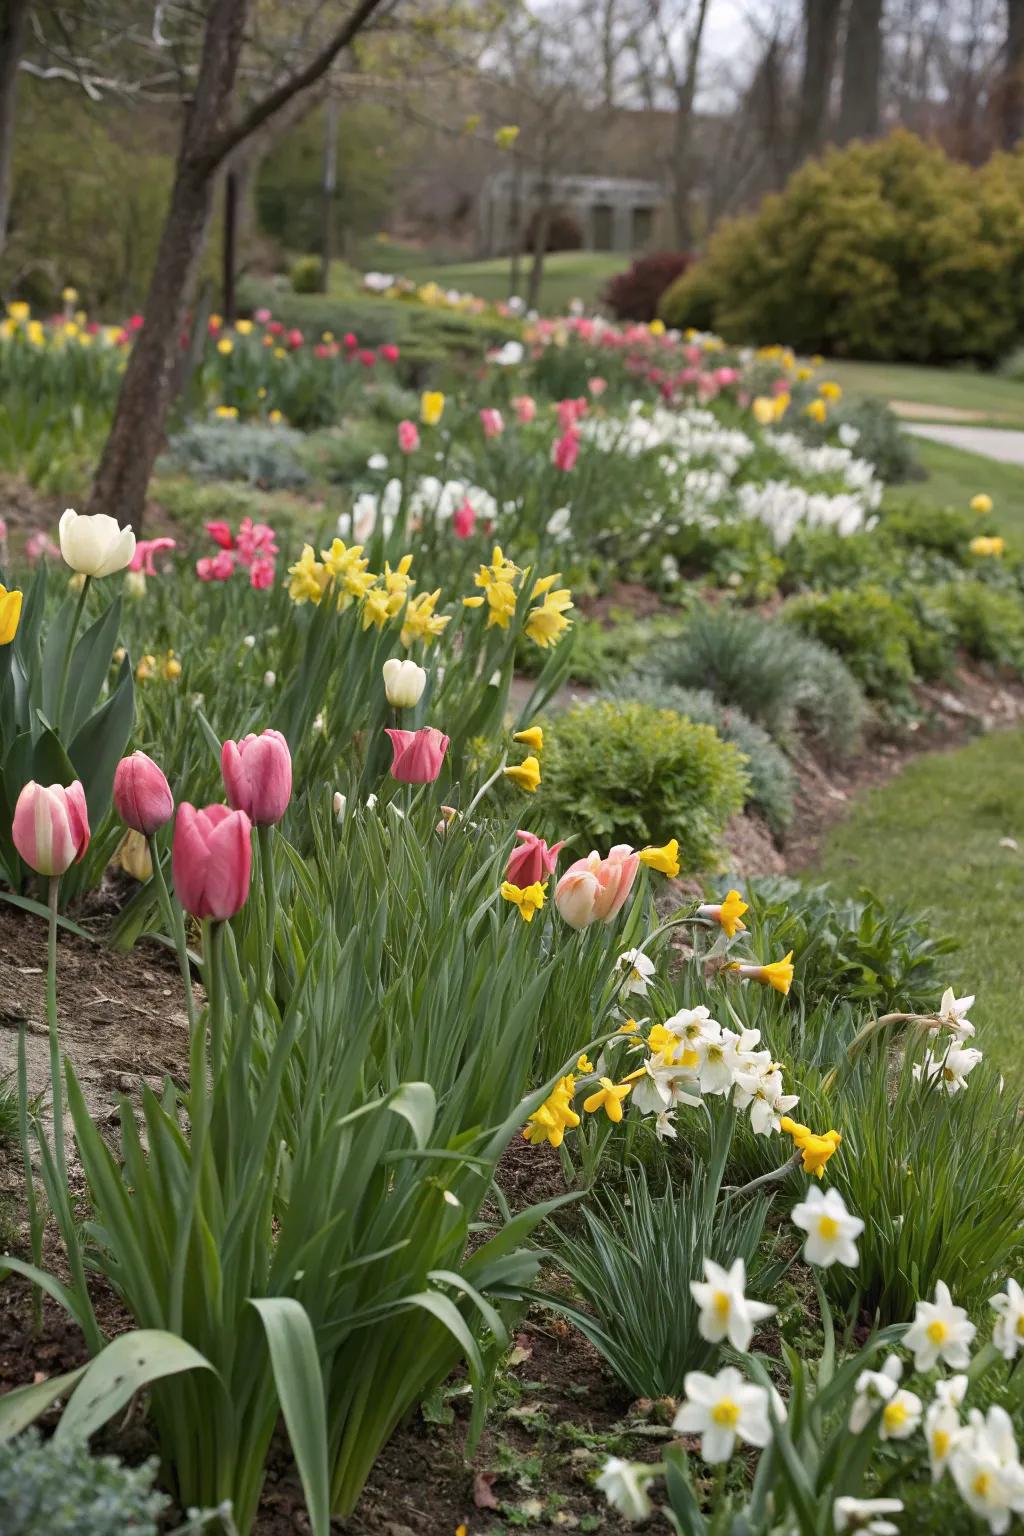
[343, 244, 626, 314]
[806, 730, 1024, 1074]
[822, 358, 1024, 427]
[884, 435, 1024, 541]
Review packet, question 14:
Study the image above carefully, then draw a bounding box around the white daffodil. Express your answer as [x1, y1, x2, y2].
[654, 1109, 677, 1140]
[792, 1186, 864, 1268]
[673, 1366, 774, 1463]
[690, 1256, 776, 1353]
[732, 1064, 799, 1137]
[661, 1005, 718, 1049]
[631, 1055, 701, 1116]
[58, 507, 135, 577]
[849, 1356, 903, 1433]
[880, 1387, 923, 1441]
[927, 1376, 968, 1481]
[905, 1282, 976, 1372]
[615, 949, 656, 997]
[595, 1456, 653, 1522]
[951, 1406, 1024, 1534]
[696, 1022, 735, 1096]
[833, 1495, 904, 1534]
[991, 1279, 1024, 1361]
[914, 1041, 983, 1096]
[934, 987, 976, 1040]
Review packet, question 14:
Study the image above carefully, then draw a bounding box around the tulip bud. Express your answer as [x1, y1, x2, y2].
[397, 420, 420, 454]
[58, 507, 135, 578]
[12, 780, 91, 876]
[113, 751, 174, 836]
[506, 830, 565, 887]
[385, 726, 449, 784]
[172, 804, 252, 921]
[332, 791, 347, 824]
[382, 657, 426, 709]
[221, 729, 292, 826]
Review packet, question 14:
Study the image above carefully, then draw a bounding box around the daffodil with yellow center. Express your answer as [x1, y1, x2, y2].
[504, 756, 541, 793]
[639, 840, 680, 878]
[523, 1074, 579, 1148]
[475, 545, 520, 592]
[773, 392, 790, 420]
[514, 725, 543, 752]
[752, 396, 776, 426]
[730, 951, 795, 996]
[500, 879, 547, 922]
[217, 337, 234, 355]
[576, 1054, 594, 1072]
[0, 583, 23, 645]
[648, 319, 665, 337]
[236, 319, 253, 336]
[582, 1075, 632, 1123]
[320, 539, 377, 606]
[819, 381, 842, 401]
[215, 404, 238, 420]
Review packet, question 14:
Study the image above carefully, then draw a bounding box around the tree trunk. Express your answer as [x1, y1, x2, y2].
[837, 0, 885, 144]
[320, 94, 338, 292]
[526, 194, 551, 312]
[0, 0, 29, 261]
[1002, 0, 1024, 149]
[508, 155, 523, 299]
[222, 169, 238, 321]
[668, 0, 710, 249]
[793, 0, 843, 165]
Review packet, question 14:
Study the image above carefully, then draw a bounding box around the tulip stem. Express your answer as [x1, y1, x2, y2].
[206, 920, 226, 1085]
[46, 877, 65, 1185]
[464, 754, 507, 818]
[257, 824, 277, 995]
[148, 834, 197, 1031]
[17, 1024, 42, 1328]
[53, 574, 91, 735]
[726, 1152, 803, 1198]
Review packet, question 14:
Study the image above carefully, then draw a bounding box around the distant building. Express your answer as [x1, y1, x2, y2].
[477, 170, 667, 256]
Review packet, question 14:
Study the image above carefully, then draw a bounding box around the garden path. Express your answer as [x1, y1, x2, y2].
[904, 422, 1024, 464]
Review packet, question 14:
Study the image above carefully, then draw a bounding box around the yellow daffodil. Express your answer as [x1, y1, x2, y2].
[6, 301, 29, 323]
[523, 1074, 579, 1148]
[647, 1024, 698, 1068]
[970, 493, 993, 515]
[273, 346, 286, 359]
[288, 544, 329, 605]
[485, 579, 518, 629]
[773, 392, 790, 420]
[320, 539, 376, 606]
[495, 125, 520, 149]
[752, 396, 776, 426]
[500, 879, 547, 922]
[811, 354, 824, 366]
[504, 756, 541, 793]
[62, 286, 79, 304]
[162, 650, 182, 681]
[576, 1054, 594, 1072]
[617, 1019, 639, 1034]
[0, 584, 23, 645]
[217, 337, 234, 355]
[649, 319, 665, 336]
[698, 889, 749, 939]
[582, 1075, 632, 1123]
[136, 653, 156, 681]
[795, 366, 813, 381]
[819, 381, 842, 401]
[730, 951, 795, 996]
[639, 839, 680, 878]
[805, 398, 827, 424]
[268, 409, 283, 425]
[215, 404, 238, 420]
[400, 588, 451, 647]
[780, 1117, 842, 1178]
[526, 587, 573, 647]
[971, 535, 1005, 557]
[420, 390, 445, 426]
[514, 725, 544, 752]
[476, 545, 520, 590]
[236, 318, 253, 336]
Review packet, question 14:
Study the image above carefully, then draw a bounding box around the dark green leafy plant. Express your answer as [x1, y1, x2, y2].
[782, 585, 918, 702]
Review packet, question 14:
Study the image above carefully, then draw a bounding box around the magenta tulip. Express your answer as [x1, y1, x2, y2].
[113, 751, 174, 836]
[172, 804, 252, 920]
[506, 830, 565, 887]
[221, 729, 292, 826]
[12, 780, 90, 877]
[385, 726, 449, 784]
[397, 420, 420, 454]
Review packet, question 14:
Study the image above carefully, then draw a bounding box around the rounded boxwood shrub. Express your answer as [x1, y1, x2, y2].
[541, 699, 749, 868]
[604, 251, 692, 322]
[782, 585, 918, 701]
[290, 254, 324, 293]
[660, 131, 1024, 364]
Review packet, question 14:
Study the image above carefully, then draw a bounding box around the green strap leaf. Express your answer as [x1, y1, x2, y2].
[55, 1330, 215, 1444]
[250, 1297, 331, 1536]
[386, 1082, 436, 1149]
[0, 1364, 88, 1442]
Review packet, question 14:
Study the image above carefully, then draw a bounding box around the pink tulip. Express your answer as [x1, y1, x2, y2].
[12, 780, 90, 877]
[552, 429, 580, 472]
[113, 751, 174, 836]
[221, 729, 292, 826]
[206, 521, 235, 550]
[512, 395, 536, 425]
[235, 518, 278, 563]
[249, 556, 276, 590]
[196, 551, 235, 582]
[479, 408, 504, 439]
[172, 804, 252, 920]
[398, 420, 420, 454]
[554, 845, 639, 929]
[588, 376, 607, 396]
[254, 307, 272, 325]
[130, 537, 177, 576]
[771, 377, 790, 396]
[379, 343, 400, 363]
[25, 530, 61, 563]
[506, 831, 565, 887]
[452, 499, 476, 539]
[385, 726, 449, 784]
[286, 328, 304, 349]
[357, 349, 376, 368]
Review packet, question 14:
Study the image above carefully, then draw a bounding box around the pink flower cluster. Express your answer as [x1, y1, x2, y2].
[130, 537, 177, 576]
[197, 517, 279, 590]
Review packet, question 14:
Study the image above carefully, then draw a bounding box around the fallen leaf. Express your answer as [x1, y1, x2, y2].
[473, 1471, 499, 1510]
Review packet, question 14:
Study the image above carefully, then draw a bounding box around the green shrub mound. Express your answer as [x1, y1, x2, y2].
[0, 1432, 168, 1535]
[164, 422, 310, 489]
[290, 254, 323, 294]
[660, 130, 1024, 365]
[602, 675, 796, 837]
[649, 605, 866, 758]
[541, 698, 748, 866]
[782, 585, 919, 702]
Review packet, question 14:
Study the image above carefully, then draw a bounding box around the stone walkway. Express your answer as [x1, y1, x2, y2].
[904, 423, 1024, 466]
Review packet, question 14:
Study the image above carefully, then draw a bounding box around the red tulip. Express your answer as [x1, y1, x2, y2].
[506, 830, 565, 887]
[113, 751, 174, 836]
[385, 727, 449, 784]
[452, 499, 475, 539]
[379, 343, 400, 363]
[12, 780, 90, 876]
[205, 521, 234, 550]
[221, 729, 292, 826]
[172, 804, 252, 921]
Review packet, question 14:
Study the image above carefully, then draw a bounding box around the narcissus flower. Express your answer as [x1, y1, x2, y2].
[949, 1405, 1024, 1531]
[523, 1073, 579, 1147]
[880, 1389, 923, 1442]
[833, 1497, 904, 1534]
[504, 756, 541, 792]
[698, 889, 749, 937]
[582, 1075, 631, 1122]
[792, 1185, 863, 1268]
[12, 780, 90, 876]
[753, 396, 776, 426]
[500, 879, 547, 922]
[525, 586, 573, 647]
[819, 380, 842, 401]
[730, 951, 794, 995]
[386, 726, 449, 783]
[420, 391, 445, 425]
[0, 583, 22, 645]
[805, 398, 827, 424]
[905, 1281, 976, 1372]
[779, 1117, 841, 1177]
[615, 948, 656, 997]
[595, 1459, 654, 1522]
[691, 1256, 775, 1352]
[513, 725, 544, 752]
[287, 544, 329, 605]
[991, 1279, 1024, 1361]
[400, 588, 451, 647]
[971, 493, 993, 515]
[673, 1367, 773, 1463]
[59, 507, 135, 578]
[639, 839, 680, 878]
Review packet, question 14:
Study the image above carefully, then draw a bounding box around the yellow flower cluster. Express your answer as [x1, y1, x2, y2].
[136, 648, 182, 683]
[523, 1074, 580, 1147]
[780, 1117, 842, 1178]
[500, 879, 547, 922]
[462, 547, 574, 649]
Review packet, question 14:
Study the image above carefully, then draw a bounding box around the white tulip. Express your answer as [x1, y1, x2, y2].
[59, 507, 135, 577]
[382, 657, 426, 709]
[595, 1457, 653, 1522]
[332, 792, 347, 824]
[690, 1256, 775, 1353]
[263, 670, 276, 687]
[792, 1186, 863, 1269]
[905, 1282, 976, 1372]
